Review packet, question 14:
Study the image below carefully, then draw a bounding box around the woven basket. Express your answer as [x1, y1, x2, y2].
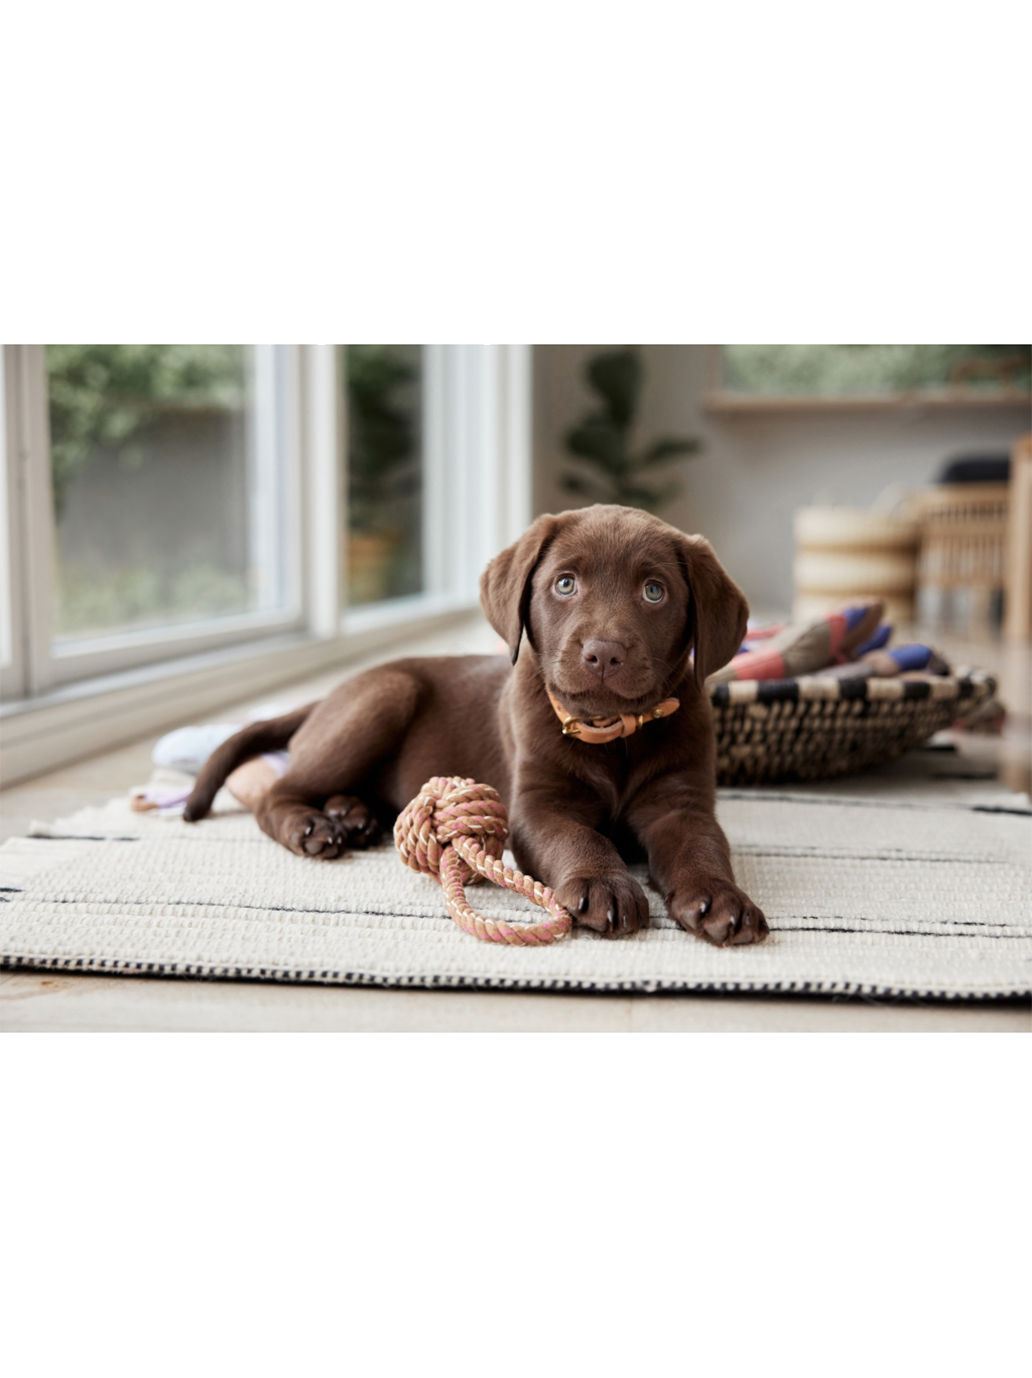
[710, 668, 996, 786]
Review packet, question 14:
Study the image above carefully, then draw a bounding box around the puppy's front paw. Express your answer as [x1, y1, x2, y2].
[667, 880, 768, 946]
[555, 871, 651, 938]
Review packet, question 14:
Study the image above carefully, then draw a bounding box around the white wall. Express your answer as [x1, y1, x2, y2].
[533, 345, 1029, 619]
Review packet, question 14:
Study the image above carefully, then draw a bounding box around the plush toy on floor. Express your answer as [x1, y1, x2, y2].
[133, 722, 291, 815]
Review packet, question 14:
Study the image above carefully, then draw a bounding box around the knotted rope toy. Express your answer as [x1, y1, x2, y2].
[393, 776, 572, 945]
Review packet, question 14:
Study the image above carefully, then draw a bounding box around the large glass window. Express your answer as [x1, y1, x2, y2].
[46, 344, 295, 645]
[0, 358, 13, 673]
[344, 345, 424, 606]
[0, 342, 528, 735]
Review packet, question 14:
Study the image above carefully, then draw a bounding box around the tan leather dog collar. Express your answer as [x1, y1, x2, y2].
[547, 689, 680, 743]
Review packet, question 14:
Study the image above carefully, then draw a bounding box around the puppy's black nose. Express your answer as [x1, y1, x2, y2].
[581, 639, 627, 678]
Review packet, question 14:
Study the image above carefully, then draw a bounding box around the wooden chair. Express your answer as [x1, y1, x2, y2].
[1004, 432, 1032, 641]
[914, 481, 1010, 637]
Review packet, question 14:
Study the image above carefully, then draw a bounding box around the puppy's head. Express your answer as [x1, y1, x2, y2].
[480, 505, 748, 716]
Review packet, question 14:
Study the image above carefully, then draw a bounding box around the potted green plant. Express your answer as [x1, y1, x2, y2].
[562, 347, 701, 511]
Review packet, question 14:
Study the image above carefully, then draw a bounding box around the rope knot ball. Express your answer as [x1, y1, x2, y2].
[394, 776, 572, 945]
[394, 776, 507, 884]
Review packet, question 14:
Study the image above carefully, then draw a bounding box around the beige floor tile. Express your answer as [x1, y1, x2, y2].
[627, 991, 1031, 1033]
[2, 971, 1027, 1033]
[0, 971, 638, 1033]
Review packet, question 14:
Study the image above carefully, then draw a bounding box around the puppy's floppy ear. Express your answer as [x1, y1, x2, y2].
[678, 534, 749, 686]
[480, 514, 560, 664]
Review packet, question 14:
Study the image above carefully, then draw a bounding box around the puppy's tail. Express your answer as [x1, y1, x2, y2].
[182, 703, 316, 822]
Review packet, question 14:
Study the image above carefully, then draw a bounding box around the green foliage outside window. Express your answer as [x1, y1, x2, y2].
[45, 344, 251, 638]
[345, 345, 421, 534]
[344, 345, 423, 604]
[722, 344, 1031, 397]
[46, 344, 247, 516]
[53, 563, 250, 637]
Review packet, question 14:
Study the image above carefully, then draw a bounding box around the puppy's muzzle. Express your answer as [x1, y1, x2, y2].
[581, 638, 627, 683]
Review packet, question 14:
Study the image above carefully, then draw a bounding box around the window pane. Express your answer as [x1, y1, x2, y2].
[0, 352, 12, 668]
[345, 345, 424, 606]
[47, 344, 292, 641]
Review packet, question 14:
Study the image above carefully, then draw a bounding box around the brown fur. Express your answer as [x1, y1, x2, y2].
[184, 505, 768, 946]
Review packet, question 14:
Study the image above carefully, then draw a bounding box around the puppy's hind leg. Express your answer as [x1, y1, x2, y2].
[254, 668, 421, 859]
[183, 704, 315, 822]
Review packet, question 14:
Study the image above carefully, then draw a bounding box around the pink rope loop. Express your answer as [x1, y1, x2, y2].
[394, 776, 573, 946]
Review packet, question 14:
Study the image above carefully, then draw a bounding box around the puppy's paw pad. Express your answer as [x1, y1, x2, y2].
[324, 795, 381, 848]
[289, 813, 345, 859]
[556, 872, 651, 938]
[668, 881, 768, 946]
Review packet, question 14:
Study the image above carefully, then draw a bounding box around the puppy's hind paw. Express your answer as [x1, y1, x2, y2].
[324, 794, 381, 849]
[288, 812, 346, 859]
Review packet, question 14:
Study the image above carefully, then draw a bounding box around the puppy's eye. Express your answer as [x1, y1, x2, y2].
[643, 581, 665, 603]
[555, 576, 577, 596]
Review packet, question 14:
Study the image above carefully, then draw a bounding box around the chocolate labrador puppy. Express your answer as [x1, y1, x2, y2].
[185, 504, 768, 946]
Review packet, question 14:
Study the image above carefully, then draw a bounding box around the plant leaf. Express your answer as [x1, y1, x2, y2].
[561, 473, 610, 498]
[637, 436, 702, 467]
[564, 416, 626, 475]
[615, 482, 663, 509]
[586, 349, 642, 427]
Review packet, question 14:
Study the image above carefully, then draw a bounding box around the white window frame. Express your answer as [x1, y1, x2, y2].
[4, 345, 307, 694]
[342, 343, 532, 634]
[0, 348, 28, 704]
[0, 343, 532, 784]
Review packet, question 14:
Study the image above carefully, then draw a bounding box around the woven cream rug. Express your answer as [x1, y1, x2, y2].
[1, 775, 1029, 998]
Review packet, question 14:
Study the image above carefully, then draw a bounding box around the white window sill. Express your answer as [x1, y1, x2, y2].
[50, 606, 304, 664]
[342, 590, 475, 635]
[1, 602, 479, 785]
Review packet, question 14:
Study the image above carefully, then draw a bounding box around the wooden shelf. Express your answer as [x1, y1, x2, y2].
[704, 389, 1032, 415]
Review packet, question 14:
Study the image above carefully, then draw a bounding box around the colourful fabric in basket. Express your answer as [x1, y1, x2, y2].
[710, 603, 949, 687]
[853, 623, 893, 657]
[709, 602, 885, 685]
[818, 644, 949, 680]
